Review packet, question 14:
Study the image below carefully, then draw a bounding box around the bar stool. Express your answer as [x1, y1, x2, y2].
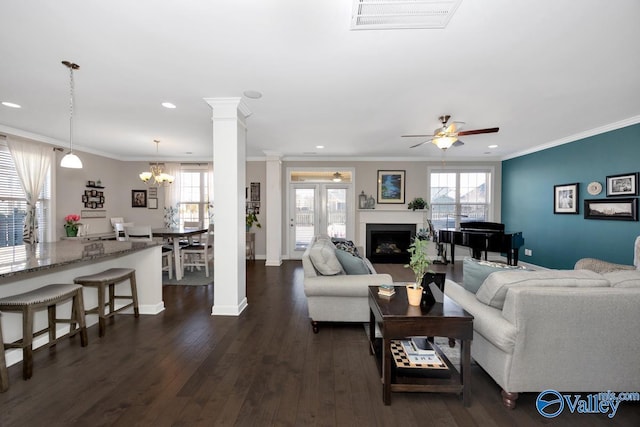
[73, 268, 139, 337]
[0, 284, 88, 381]
[0, 312, 9, 392]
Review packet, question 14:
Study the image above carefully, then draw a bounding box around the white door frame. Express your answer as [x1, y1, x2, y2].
[285, 167, 355, 259]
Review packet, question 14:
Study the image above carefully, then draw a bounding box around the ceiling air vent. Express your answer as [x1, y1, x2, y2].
[351, 0, 463, 30]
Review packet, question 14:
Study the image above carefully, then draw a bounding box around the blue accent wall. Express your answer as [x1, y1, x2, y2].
[502, 123, 640, 269]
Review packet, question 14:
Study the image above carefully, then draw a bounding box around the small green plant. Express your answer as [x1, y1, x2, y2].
[246, 211, 261, 229]
[404, 237, 431, 288]
[407, 197, 429, 211]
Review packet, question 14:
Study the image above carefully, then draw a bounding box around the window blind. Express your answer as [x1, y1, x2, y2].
[0, 139, 50, 246]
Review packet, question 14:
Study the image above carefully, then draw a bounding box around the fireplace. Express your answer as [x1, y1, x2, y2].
[366, 223, 416, 264]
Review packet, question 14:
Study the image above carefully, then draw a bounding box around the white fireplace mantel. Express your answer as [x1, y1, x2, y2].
[358, 209, 427, 250]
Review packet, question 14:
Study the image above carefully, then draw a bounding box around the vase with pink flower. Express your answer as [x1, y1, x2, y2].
[64, 214, 82, 237]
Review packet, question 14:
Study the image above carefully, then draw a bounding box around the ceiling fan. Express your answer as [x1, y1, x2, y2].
[403, 115, 499, 150]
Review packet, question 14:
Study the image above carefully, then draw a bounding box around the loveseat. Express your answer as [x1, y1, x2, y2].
[302, 236, 392, 333]
[444, 262, 640, 409]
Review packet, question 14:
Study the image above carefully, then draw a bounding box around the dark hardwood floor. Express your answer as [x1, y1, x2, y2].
[1, 261, 638, 426]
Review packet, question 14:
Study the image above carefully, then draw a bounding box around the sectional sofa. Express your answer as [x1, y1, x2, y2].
[444, 264, 640, 408]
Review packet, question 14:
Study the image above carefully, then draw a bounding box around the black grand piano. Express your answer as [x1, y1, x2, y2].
[438, 221, 524, 266]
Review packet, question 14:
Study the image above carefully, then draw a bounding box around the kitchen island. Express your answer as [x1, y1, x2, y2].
[0, 240, 164, 367]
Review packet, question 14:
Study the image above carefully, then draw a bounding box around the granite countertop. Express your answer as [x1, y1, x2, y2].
[0, 240, 161, 282]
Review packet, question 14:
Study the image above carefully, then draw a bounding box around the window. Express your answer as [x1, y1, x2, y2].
[0, 140, 51, 246]
[178, 165, 211, 227]
[429, 168, 492, 230]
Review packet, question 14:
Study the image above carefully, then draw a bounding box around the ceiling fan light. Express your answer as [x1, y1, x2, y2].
[60, 152, 83, 168]
[433, 136, 456, 150]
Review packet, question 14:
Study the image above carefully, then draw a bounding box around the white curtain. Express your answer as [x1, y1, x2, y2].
[7, 137, 52, 244]
[163, 162, 181, 227]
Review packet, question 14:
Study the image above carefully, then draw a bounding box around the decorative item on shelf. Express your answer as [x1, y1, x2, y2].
[139, 140, 174, 186]
[366, 195, 375, 209]
[408, 197, 429, 211]
[404, 237, 431, 306]
[96, 179, 102, 187]
[358, 191, 367, 209]
[246, 210, 261, 232]
[64, 214, 81, 237]
[60, 61, 83, 169]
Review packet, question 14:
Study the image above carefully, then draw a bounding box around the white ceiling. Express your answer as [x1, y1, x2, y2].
[1, 1, 639, 163]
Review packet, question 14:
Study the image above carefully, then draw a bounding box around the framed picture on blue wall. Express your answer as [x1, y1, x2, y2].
[554, 183, 579, 214]
[606, 172, 638, 197]
[584, 198, 638, 221]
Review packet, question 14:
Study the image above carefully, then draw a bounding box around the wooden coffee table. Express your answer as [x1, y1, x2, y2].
[368, 285, 474, 406]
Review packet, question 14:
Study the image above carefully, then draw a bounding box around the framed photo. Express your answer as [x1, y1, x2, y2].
[148, 187, 158, 198]
[250, 182, 260, 202]
[553, 183, 579, 214]
[132, 189, 147, 208]
[606, 172, 638, 197]
[82, 195, 88, 203]
[148, 198, 158, 209]
[87, 180, 95, 187]
[377, 170, 405, 204]
[585, 198, 637, 221]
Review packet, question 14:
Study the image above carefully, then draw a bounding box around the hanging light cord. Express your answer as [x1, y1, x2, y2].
[62, 61, 79, 153]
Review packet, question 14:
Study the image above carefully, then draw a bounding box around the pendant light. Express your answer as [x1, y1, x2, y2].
[139, 140, 174, 186]
[60, 60, 83, 168]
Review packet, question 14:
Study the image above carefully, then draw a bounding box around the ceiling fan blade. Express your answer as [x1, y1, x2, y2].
[452, 139, 464, 147]
[457, 127, 499, 136]
[402, 134, 432, 138]
[409, 139, 432, 148]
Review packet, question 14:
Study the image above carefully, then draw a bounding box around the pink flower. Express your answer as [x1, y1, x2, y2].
[64, 214, 81, 225]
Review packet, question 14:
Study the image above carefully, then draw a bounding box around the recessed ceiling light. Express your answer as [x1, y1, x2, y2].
[488, 144, 498, 148]
[2, 101, 21, 109]
[161, 102, 176, 109]
[316, 145, 325, 149]
[243, 90, 262, 99]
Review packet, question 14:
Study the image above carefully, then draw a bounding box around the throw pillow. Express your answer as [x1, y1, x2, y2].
[476, 269, 610, 309]
[331, 238, 361, 257]
[334, 248, 371, 275]
[308, 239, 344, 276]
[462, 258, 523, 294]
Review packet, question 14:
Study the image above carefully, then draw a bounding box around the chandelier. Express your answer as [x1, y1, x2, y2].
[139, 140, 174, 186]
[60, 61, 83, 168]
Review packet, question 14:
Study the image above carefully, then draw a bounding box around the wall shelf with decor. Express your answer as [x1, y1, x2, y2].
[82, 184, 105, 209]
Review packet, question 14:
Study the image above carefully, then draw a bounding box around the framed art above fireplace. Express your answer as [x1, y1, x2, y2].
[377, 170, 405, 204]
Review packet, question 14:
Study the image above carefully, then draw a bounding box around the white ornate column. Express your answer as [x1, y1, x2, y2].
[205, 97, 251, 316]
[264, 151, 283, 266]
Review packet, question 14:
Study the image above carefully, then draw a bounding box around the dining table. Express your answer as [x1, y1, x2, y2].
[152, 227, 208, 280]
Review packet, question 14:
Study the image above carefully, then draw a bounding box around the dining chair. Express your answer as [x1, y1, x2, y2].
[182, 221, 203, 244]
[181, 225, 214, 277]
[114, 222, 134, 241]
[124, 226, 173, 279]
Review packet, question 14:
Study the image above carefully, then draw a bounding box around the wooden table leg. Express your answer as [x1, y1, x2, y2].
[173, 238, 182, 280]
[383, 337, 392, 405]
[461, 338, 472, 407]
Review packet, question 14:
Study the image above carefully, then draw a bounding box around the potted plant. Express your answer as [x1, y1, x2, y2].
[64, 214, 82, 237]
[407, 197, 429, 211]
[404, 237, 431, 306]
[246, 211, 261, 232]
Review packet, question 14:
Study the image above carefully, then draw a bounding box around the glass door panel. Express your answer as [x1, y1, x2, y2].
[290, 186, 317, 257]
[325, 188, 346, 238]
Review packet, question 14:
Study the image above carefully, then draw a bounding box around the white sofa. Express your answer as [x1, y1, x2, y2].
[302, 236, 392, 333]
[444, 267, 640, 408]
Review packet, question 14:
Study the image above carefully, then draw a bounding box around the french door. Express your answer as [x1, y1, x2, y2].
[288, 183, 351, 259]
